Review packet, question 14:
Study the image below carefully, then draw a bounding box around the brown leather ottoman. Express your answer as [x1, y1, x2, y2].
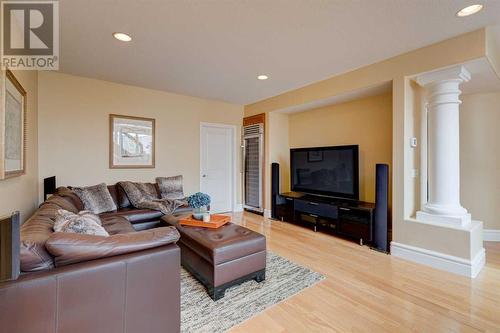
[161, 214, 266, 300]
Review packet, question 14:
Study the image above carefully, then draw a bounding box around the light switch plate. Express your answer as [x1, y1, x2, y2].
[411, 169, 419, 178]
[410, 137, 418, 148]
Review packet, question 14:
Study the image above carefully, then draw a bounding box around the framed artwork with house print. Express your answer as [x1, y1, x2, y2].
[0, 70, 27, 180]
[109, 114, 155, 169]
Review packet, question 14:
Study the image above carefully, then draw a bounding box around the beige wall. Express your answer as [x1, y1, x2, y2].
[289, 93, 392, 203]
[266, 112, 290, 210]
[0, 70, 38, 222]
[486, 25, 500, 78]
[461, 92, 500, 230]
[38, 72, 243, 204]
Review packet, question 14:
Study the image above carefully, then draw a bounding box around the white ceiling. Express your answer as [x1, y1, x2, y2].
[58, 0, 500, 105]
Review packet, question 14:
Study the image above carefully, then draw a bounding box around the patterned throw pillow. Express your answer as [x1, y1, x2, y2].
[54, 209, 109, 236]
[72, 183, 117, 214]
[156, 175, 184, 200]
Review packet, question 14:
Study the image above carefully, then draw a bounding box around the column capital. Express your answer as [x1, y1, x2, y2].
[416, 65, 471, 87]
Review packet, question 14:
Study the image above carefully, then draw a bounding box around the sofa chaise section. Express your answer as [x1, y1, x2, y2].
[0, 245, 180, 333]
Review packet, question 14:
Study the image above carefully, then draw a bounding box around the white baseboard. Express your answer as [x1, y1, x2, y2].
[233, 204, 244, 213]
[484, 229, 500, 242]
[264, 209, 271, 219]
[390, 242, 485, 278]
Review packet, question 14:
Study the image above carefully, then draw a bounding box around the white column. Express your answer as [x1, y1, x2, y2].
[416, 65, 471, 227]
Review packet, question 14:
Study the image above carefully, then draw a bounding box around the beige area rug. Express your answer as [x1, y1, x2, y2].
[181, 251, 325, 333]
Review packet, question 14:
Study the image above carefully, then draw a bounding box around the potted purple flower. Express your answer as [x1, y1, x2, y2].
[187, 192, 211, 220]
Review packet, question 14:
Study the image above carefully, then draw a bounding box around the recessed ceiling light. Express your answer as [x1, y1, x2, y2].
[257, 75, 269, 80]
[113, 32, 132, 42]
[456, 4, 483, 17]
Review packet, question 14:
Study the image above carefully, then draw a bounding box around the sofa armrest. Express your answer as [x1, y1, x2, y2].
[45, 226, 180, 267]
[0, 244, 181, 333]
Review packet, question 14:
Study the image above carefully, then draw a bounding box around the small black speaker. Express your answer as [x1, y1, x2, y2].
[373, 164, 389, 253]
[44, 176, 56, 200]
[0, 211, 20, 282]
[271, 163, 280, 219]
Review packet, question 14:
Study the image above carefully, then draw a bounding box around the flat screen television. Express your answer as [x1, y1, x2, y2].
[290, 145, 359, 200]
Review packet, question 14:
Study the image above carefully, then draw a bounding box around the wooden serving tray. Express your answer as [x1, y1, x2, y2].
[179, 214, 230, 229]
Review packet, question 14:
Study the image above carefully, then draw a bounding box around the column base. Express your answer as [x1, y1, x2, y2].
[416, 210, 471, 228]
[392, 218, 484, 278]
[391, 241, 485, 278]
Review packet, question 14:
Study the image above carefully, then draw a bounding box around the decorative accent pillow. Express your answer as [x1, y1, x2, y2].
[54, 209, 109, 236]
[156, 175, 184, 200]
[72, 183, 117, 214]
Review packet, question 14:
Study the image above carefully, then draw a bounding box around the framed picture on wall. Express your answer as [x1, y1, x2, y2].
[109, 114, 155, 169]
[0, 70, 27, 180]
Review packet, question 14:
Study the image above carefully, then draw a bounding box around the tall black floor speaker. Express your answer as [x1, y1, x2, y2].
[373, 164, 389, 253]
[44, 176, 56, 200]
[271, 163, 280, 219]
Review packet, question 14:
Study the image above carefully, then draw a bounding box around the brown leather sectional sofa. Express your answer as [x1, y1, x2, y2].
[0, 182, 189, 333]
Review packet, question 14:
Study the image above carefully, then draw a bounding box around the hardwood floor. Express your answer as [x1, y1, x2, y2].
[229, 211, 500, 333]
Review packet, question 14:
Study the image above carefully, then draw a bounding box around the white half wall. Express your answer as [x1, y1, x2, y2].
[391, 241, 486, 278]
[484, 230, 500, 242]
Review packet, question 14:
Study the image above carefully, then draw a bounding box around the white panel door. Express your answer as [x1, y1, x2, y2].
[200, 124, 233, 213]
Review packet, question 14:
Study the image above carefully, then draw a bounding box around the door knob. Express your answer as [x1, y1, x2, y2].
[202, 174, 207, 178]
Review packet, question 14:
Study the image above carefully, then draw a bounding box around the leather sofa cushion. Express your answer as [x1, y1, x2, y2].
[116, 183, 132, 208]
[107, 185, 120, 207]
[162, 215, 266, 265]
[106, 184, 132, 209]
[99, 208, 163, 224]
[35, 202, 69, 219]
[45, 226, 180, 267]
[55, 187, 84, 211]
[99, 204, 192, 225]
[20, 194, 83, 272]
[20, 213, 55, 272]
[101, 216, 136, 235]
[44, 194, 80, 214]
[172, 205, 192, 216]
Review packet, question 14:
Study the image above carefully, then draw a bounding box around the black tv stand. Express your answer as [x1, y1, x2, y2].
[275, 191, 375, 245]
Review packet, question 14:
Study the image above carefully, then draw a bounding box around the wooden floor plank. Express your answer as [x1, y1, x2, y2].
[227, 212, 500, 333]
